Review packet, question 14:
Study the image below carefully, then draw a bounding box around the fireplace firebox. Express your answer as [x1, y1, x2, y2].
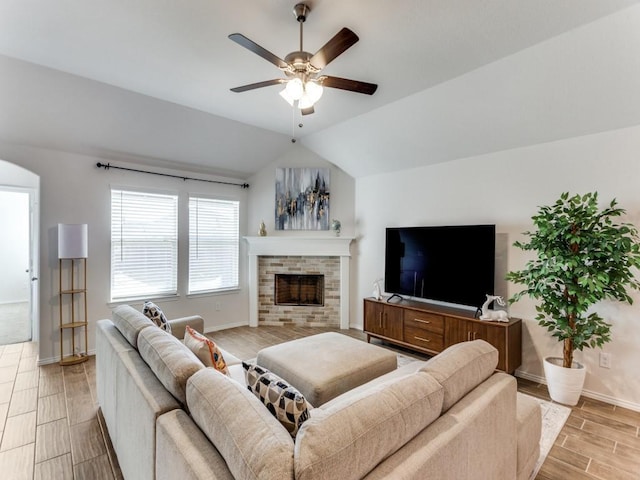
[275, 274, 324, 306]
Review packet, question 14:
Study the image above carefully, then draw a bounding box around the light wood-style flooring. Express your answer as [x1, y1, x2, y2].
[0, 341, 113, 480]
[1, 326, 639, 479]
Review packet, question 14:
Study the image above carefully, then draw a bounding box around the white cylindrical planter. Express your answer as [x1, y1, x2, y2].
[543, 357, 586, 406]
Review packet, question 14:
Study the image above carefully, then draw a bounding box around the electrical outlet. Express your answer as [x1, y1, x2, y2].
[599, 352, 611, 369]
[215, 302, 221, 311]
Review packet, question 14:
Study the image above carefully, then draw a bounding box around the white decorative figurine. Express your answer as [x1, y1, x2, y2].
[479, 294, 509, 322]
[372, 279, 382, 301]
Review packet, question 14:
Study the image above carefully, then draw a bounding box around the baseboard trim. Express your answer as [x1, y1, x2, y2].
[205, 321, 249, 333]
[515, 370, 640, 413]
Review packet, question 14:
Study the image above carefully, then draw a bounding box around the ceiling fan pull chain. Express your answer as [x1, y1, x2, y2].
[291, 106, 296, 143]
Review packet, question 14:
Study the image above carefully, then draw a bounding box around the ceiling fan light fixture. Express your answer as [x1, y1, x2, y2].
[305, 80, 323, 104]
[279, 87, 295, 106]
[298, 93, 314, 110]
[229, 2, 377, 116]
[285, 77, 304, 100]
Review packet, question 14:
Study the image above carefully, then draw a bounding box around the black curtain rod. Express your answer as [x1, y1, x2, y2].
[96, 162, 250, 188]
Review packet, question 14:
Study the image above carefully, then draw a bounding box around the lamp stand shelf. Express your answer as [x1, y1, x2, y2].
[59, 258, 89, 366]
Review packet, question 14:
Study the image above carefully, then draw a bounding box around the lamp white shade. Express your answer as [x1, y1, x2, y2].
[58, 224, 88, 259]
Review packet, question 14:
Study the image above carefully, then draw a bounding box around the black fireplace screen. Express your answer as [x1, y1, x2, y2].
[274, 274, 324, 306]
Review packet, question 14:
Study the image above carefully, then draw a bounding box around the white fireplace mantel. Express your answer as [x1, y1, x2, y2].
[244, 236, 355, 329]
[244, 236, 354, 257]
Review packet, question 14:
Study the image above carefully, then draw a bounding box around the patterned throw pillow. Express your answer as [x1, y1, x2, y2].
[243, 362, 310, 437]
[183, 326, 229, 375]
[142, 301, 172, 334]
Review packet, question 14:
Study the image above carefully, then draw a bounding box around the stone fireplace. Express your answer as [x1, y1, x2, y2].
[245, 236, 354, 329]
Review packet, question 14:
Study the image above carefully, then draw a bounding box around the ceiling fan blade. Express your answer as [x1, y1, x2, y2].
[309, 28, 359, 71]
[301, 106, 315, 116]
[228, 33, 288, 69]
[320, 76, 378, 95]
[230, 79, 285, 93]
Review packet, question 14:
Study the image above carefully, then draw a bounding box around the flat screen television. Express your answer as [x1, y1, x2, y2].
[384, 225, 495, 309]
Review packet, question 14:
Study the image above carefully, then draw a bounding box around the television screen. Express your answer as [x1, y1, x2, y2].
[384, 225, 495, 308]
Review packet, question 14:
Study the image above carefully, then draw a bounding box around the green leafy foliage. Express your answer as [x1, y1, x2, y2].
[506, 192, 640, 368]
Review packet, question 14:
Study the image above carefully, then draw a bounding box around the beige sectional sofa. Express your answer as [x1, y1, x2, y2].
[96, 305, 540, 480]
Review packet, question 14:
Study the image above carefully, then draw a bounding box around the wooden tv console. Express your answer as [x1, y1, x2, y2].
[363, 297, 522, 374]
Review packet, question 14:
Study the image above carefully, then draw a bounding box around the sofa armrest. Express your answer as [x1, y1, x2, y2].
[169, 315, 204, 339]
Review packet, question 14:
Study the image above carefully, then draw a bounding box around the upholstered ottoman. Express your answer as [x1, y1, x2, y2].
[256, 332, 397, 406]
[516, 392, 542, 480]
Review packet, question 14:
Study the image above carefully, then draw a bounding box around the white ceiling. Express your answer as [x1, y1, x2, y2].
[0, 0, 639, 178]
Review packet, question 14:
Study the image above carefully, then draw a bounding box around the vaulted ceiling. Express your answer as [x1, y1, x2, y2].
[1, 0, 639, 178]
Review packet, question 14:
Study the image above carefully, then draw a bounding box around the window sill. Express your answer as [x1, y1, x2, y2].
[186, 288, 241, 299]
[107, 294, 180, 308]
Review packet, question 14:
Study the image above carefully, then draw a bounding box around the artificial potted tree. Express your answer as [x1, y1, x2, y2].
[507, 192, 640, 405]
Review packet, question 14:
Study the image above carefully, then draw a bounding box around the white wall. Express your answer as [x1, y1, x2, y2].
[355, 124, 640, 410]
[0, 191, 30, 303]
[246, 144, 356, 238]
[0, 144, 251, 364]
[246, 144, 358, 323]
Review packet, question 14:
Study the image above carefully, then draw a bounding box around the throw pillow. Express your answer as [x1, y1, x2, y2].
[142, 301, 172, 334]
[243, 362, 310, 437]
[183, 326, 229, 375]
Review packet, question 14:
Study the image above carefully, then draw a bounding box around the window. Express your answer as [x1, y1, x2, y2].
[111, 189, 178, 300]
[189, 197, 239, 294]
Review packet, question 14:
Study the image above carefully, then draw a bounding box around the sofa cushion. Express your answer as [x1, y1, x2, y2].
[137, 326, 204, 405]
[420, 339, 498, 412]
[516, 392, 541, 480]
[243, 362, 310, 437]
[294, 371, 443, 480]
[183, 326, 229, 375]
[187, 368, 295, 480]
[143, 301, 172, 334]
[156, 410, 235, 480]
[112, 304, 155, 347]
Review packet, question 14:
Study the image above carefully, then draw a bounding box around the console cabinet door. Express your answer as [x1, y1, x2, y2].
[364, 300, 385, 336]
[445, 318, 487, 344]
[445, 318, 510, 372]
[382, 304, 403, 341]
[364, 299, 403, 341]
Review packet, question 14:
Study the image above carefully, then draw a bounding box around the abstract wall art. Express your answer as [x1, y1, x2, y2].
[275, 167, 330, 230]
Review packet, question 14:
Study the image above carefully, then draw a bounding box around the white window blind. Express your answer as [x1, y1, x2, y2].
[111, 189, 178, 300]
[189, 197, 239, 294]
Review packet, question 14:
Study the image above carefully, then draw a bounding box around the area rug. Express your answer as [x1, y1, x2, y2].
[530, 395, 571, 478]
[396, 354, 570, 478]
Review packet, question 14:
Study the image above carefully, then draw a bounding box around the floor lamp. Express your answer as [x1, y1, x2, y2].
[58, 223, 89, 365]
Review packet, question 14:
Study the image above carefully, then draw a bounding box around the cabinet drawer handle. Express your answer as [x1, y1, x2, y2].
[473, 332, 478, 340]
[467, 331, 471, 341]
[414, 335, 430, 343]
[414, 319, 431, 324]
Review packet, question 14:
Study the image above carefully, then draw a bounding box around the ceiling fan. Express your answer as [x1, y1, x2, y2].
[228, 2, 377, 115]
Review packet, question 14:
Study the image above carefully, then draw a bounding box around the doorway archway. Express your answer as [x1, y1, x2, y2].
[0, 160, 40, 345]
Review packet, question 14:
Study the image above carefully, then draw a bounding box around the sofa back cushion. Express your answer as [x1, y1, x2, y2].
[187, 368, 294, 480]
[294, 371, 443, 480]
[137, 326, 204, 405]
[112, 304, 154, 348]
[420, 339, 498, 412]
